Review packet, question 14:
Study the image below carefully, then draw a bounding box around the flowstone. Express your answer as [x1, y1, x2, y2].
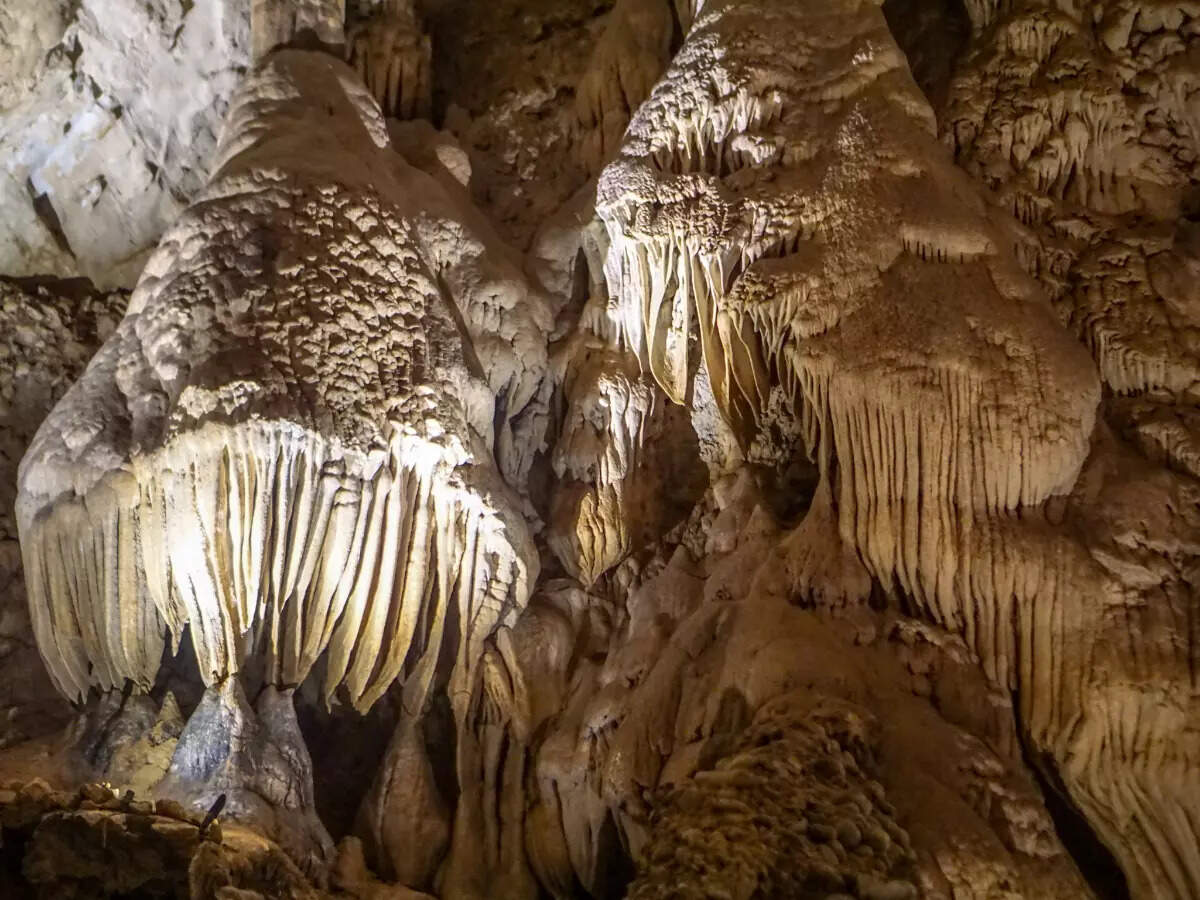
[2, 0, 1200, 897]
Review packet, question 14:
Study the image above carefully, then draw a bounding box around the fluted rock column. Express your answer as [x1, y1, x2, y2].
[16, 41, 548, 867]
[591, 0, 1200, 896]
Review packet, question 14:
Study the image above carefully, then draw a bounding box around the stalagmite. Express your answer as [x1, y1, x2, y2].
[549, 342, 656, 584]
[626, 699, 920, 900]
[156, 680, 334, 875]
[539, 208, 707, 586]
[17, 48, 542, 716]
[1, 0, 1200, 896]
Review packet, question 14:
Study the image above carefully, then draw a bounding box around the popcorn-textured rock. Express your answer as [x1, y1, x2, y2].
[627, 699, 919, 900]
[16, 50, 546, 717]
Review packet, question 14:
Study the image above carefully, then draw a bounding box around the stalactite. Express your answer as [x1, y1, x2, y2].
[574, 0, 675, 173]
[251, 0, 345, 61]
[3, 0, 1199, 896]
[16, 50, 542, 718]
[942, 7, 1200, 889]
[590, 1, 1200, 896]
[548, 340, 656, 584]
[345, 0, 433, 121]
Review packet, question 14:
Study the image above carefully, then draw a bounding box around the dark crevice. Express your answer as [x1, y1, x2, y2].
[434, 271, 486, 381]
[1013, 695, 1131, 900]
[882, 0, 970, 115]
[296, 690, 399, 841]
[593, 811, 636, 899]
[24, 178, 75, 258]
[668, 0, 685, 55]
[152, 625, 205, 718]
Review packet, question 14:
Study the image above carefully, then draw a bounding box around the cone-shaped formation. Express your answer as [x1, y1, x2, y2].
[16, 50, 543, 713]
[591, 3, 1198, 898]
[596, 0, 1099, 634]
[627, 699, 918, 900]
[157, 681, 333, 875]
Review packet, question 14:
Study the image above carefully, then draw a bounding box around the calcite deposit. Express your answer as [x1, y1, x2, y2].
[0, 0, 1197, 897]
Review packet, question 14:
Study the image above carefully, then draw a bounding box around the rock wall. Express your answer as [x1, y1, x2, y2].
[0, 279, 125, 751]
[0, 0, 251, 288]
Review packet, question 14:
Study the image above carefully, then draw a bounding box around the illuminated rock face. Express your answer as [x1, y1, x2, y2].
[939, 2, 1200, 895]
[2, 0, 1200, 898]
[16, 50, 544, 713]
[12, 43, 546, 869]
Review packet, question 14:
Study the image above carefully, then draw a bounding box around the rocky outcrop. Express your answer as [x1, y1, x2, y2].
[0, 0, 251, 288]
[0, 777, 327, 898]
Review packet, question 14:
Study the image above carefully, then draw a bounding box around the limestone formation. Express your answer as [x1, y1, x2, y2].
[0, 0, 251, 288]
[1, 0, 1199, 898]
[16, 48, 545, 714]
[13, 34, 547, 873]
[626, 699, 920, 900]
[346, 0, 433, 120]
[253, 0, 347, 60]
[0, 280, 124, 752]
[574, 0, 676, 173]
[941, 2, 1200, 894]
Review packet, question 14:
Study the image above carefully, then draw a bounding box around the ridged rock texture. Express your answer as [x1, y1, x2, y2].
[0, 0, 1198, 898]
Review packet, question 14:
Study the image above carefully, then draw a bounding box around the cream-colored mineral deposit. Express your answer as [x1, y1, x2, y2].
[0, 0, 1196, 897]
